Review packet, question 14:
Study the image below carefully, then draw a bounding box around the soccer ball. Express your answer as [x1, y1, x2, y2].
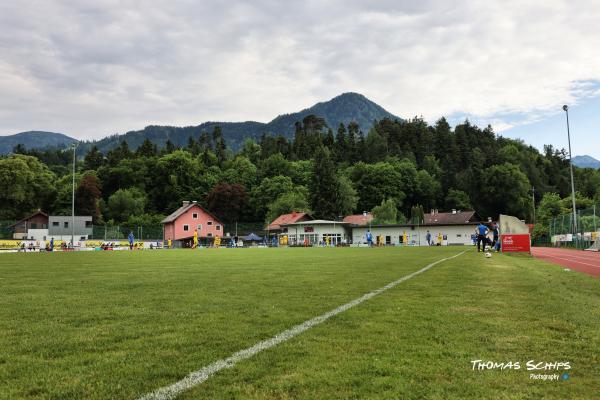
[485, 252, 492, 258]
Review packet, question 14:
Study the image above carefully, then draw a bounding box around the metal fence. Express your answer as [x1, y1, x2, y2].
[91, 225, 164, 240]
[0, 221, 13, 240]
[0, 220, 270, 242]
[542, 204, 600, 249]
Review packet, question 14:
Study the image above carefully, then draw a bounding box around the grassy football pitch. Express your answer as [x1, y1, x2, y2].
[1, 247, 599, 399]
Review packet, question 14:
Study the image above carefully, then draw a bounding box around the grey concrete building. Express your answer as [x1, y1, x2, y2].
[48, 216, 93, 240]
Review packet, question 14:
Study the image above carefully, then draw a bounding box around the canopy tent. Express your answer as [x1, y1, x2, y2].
[242, 233, 263, 242]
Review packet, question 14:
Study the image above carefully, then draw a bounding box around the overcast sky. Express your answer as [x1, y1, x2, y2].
[1, 1, 599, 156]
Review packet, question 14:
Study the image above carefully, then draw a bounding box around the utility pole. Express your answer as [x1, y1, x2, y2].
[531, 186, 536, 225]
[71, 142, 77, 248]
[563, 105, 578, 235]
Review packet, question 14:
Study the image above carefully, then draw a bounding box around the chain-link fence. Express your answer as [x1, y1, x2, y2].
[0, 221, 14, 240]
[90, 222, 269, 241]
[541, 204, 600, 249]
[91, 225, 164, 240]
[225, 222, 268, 237]
[0, 220, 270, 244]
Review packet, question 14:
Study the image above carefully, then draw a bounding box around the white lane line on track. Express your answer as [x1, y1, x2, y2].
[137, 250, 468, 400]
[534, 249, 600, 259]
[541, 252, 600, 262]
[536, 254, 600, 268]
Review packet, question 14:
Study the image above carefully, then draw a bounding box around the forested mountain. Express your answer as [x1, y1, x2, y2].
[572, 155, 600, 169]
[3, 114, 599, 237]
[76, 92, 400, 154]
[0, 131, 76, 154]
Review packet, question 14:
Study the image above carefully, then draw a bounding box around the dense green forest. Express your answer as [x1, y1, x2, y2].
[2, 115, 599, 238]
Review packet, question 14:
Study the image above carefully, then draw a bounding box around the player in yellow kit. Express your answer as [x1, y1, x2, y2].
[192, 229, 198, 249]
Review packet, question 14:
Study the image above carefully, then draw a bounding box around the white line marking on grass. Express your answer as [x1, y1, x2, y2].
[138, 250, 467, 400]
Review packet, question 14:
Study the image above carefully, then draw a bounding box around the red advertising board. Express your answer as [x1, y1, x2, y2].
[501, 234, 531, 253]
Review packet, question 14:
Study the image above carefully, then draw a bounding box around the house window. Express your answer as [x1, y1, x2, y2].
[85, 221, 92, 228]
[183, 225, 189, 232]
[192, 213, 198, 219]
[52, 221, 59, 227]
[207, 221, 213, 226]
[31, 223, 37, 229]
[216, 225, 221, 231]
[64, 222, 69, 228]
[207, 233, 213, 237]
[197, 224, 202, 231]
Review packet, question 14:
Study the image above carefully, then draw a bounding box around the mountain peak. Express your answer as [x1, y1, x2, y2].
[572, 155, 600, 169]
[268, 92, 400, 135]
[1, 93, 402, 154]
[332, 92, 369, 100]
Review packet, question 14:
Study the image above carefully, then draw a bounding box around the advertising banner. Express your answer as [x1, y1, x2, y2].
[501, 234, 531, 253]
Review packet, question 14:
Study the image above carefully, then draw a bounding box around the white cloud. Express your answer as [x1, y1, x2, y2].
[1, 0, 600, 139]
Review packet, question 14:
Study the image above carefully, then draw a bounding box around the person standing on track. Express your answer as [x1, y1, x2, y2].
[475, 222, 489, 252]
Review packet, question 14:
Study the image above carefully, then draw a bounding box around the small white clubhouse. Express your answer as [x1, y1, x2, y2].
[272, 210, 481, 246]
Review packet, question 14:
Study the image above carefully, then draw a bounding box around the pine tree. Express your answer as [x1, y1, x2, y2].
[83, 146, 104, 171]
[199, 131, 211, 151]
[335, 123, 348, 162]
[136, 138, 157, 157]
[310, 146, 338, 219]
[323, 128, 335, 150]
[164, 140, 176, 154]
[210, 126, 228, 165]
[187, 136, 199, 156]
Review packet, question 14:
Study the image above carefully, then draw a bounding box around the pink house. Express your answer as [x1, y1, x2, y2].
[162, 201, 224, 244]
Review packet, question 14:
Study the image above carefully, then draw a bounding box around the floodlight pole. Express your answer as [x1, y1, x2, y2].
[563, 105, 578, 235]
[71, 142, 78, 248]
[531, 186, 536, 225]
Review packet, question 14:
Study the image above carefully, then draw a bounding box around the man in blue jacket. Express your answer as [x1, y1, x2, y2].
[475, 222, 489, 252]
[128, 231, 135, 250]
[366, 230, 373, 247]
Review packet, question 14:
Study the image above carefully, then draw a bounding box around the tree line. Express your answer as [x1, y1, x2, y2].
[2, 115, 599, 232]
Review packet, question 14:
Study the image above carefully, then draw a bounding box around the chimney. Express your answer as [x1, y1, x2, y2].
[452, 209, 457, 214]
[183, 201, 190, 206]
[192, 200, 197, 204]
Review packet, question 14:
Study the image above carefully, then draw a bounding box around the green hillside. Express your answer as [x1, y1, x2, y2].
[0, 131, 76, 154]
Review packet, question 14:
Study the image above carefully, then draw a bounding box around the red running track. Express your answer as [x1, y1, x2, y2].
[531, 247, 600, 278]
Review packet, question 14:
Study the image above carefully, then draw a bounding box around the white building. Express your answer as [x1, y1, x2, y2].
[279, 220, 350, 246]
[351, 224, 477, 246]
[276, 210, 480, 246]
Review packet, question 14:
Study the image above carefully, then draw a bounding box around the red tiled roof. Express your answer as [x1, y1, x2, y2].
[424, 210, 478, 225]
[267, 212, 312, 231]
[343, 214, 374, 225]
